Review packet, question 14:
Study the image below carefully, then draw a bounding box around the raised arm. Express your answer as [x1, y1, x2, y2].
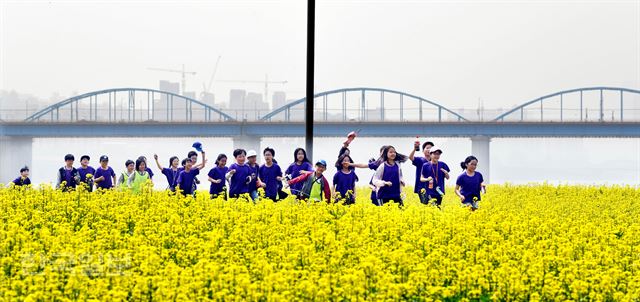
[153, 154, 164, 171]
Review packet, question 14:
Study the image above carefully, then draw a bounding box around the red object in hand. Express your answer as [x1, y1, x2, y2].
[344, 131, 358, 145]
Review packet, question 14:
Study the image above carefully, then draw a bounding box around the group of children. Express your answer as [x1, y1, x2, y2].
[9, 134, 487, 210]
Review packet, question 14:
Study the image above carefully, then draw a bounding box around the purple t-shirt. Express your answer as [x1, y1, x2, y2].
[456, 171, 484, 203]
[161, 168, 180, 190]
[411, 157, 428, 193]
[377, 162, 401, 200]
[285, 162, 313, 193]
[229, 163, 252, 196]
[333, 170, 358, 199]
[248, 164, 259, 192]
[77, 166, 96, 183]
[208, 166, 229, 195]
[421, 161, 450, 196]
[368, 161, 380, 201]
[146, 167, 154, 179]
[12, 177, 31, 186]
[95, 166, 116, 189]
[177, 168, 200, 195]
[258, 163, 282, 199]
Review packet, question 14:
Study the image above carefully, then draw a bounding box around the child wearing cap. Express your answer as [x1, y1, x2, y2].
[420, 147, 450, 207]
[56, 154, 80, 191]
[287, 160, 331, 202]
[77, 155, 96, 192]
[117, 160, 135, 189]
[455, 156, 486, 211]
[12, 166, 31, 187]
[94, 155, 116, 190]
[372, 146, 408, 206]
[246, 150, 259, 201]
[257, 147, 283, 202]
[226, 149, 253, 199]
[409, 140, 434, 204]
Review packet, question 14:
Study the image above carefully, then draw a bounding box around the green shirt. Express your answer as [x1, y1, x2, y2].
[309, 178, 322, 201]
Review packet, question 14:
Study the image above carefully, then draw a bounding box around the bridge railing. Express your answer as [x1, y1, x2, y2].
[22, 88, 235, 123]
[493, 87, 640, 122]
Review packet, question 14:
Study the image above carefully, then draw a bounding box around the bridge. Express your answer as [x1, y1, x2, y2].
[1, 86, 639, 183]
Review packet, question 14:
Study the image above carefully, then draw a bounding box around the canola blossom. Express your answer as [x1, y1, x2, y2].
[0, 184, 639, 301]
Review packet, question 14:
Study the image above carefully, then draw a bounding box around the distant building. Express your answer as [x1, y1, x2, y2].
[272, 91, 286, 110]
[155, 80, 180, 121]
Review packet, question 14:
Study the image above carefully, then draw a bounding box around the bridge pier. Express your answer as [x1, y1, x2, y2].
[0, 136, 33, 184]
[470, 136, 491, 184]
[232, 135, 262, 159]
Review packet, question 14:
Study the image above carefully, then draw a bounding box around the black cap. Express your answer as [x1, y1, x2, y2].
[100, 155, 109, 162]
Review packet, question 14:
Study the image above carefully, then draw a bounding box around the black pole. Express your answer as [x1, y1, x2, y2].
[305, 0, 315, 160]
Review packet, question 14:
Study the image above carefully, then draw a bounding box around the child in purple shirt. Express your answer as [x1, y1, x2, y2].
[12, 166, 31, 187]
[176, 156, 206, 196]
[154, 154, 180, 191]
[284, 148, 313, 196]
[333, 154, 359, 205]
[94, 155, 116, 190]
[226, 149, 253, 199]
[258, 147, 284, 201]
[77, 155, 96, 192]
[208, 154, 229, 199]
[57, 154, 80, 191]
[455, 155, 486, 211]
[409, 140, 434, 204]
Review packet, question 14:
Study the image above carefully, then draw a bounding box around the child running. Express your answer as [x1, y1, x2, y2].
[94, 155, 116, 190]
[287, 160, 331, 202]
[258, 147, 284, 202]
[77, 155, 96, 192]
[420, 147, 450, 207]
[409, 140, 434, 204]
[372, 146, 408, 206]
[333, 154, 359, 205]
[127, 159, 151, 194]
[349, 145, 390, 204]
[226, 149, 253, 199]
[117, 160, 135, 189]
[284, 148, 313, 196]
[154, 154, 180, 191]
[176, 154, 207, 196]
[455, 155, 486, 211]
[208, 154, 229, 199]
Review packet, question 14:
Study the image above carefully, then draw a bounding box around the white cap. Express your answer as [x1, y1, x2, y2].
[430, 147, 443, 154]
[247, 150, 257, 158]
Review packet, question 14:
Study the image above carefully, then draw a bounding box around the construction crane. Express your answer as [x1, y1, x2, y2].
[217, 74, 287, 103]
[147, 64, 196, 94]
[201, 56, 222, 101]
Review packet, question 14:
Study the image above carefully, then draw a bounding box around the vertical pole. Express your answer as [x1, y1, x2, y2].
[361, 89, 366, 121]
[580, 90, 583, 121]
[620, 90, 623, 122]
[342, 92, 346, 121]
[305, 0, 315, 159]
[380, 91, 384, 121]
[599, 89, 603, 122]
[399, 94, 403, 121]
[560, 94, 563, 122]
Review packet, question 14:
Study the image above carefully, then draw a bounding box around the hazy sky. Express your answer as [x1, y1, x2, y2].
[1, 0, 639, 110]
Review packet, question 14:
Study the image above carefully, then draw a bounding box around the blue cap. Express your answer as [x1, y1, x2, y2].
[315, 160, 327, 167]
[192, 142, 203, 152]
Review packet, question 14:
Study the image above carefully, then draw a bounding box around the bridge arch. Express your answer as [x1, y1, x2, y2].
[25, 88, 235, 122]
[260, 87, 468, 122]
[493, 87, 640, 122]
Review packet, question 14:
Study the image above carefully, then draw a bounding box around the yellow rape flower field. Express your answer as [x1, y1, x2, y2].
[1, 185, 639, 301]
